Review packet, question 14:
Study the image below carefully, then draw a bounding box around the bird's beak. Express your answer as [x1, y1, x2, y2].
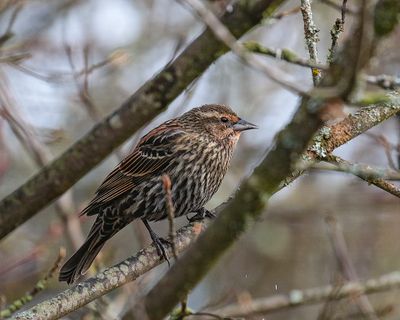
[233, 119, 258, 132]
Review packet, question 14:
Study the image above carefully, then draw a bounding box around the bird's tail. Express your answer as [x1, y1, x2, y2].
[59, 227, 106, 284]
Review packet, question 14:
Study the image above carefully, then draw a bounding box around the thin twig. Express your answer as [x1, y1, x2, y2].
[205, 270, 400, 318]
[272, 6, 301, 20]
[0, 52, 31, 64]
[0, 74, 83, 250]
[325, 216, 378, 320]
[162, 174, 189, 317]
[300, 0, 321, 84]
[162, 175, 177, 260]
[311, 161, 400, 180]
[327, 0, 347, 64]
[5, 50, 127, 83]
[244, 41, 327, 70]
[365, 132, 398, 170]
[319, 0, 356, 14]
[64, 44, 100, 122]
[179, 0, 309, 94]
[0, 2, 23, 46]
[0, 248, 65, 319]
[365, 74, 400, 90]
[325, 155, 400, 198]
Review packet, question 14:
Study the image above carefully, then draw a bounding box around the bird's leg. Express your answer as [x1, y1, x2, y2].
[141, 218, 171, 265]
[187, 207, 216, 223]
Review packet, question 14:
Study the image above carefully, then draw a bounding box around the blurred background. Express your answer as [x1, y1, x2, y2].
[0, 0, 399, 319]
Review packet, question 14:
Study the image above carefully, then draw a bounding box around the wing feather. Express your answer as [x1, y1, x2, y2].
[81, 122, 185, 216]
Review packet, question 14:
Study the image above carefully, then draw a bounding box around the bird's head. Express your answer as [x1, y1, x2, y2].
[180, 104, 258, 142]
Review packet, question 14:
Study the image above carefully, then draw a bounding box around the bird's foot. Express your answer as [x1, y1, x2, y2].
[187, 208, 216, 223]
[142, 218, 171, 265]
[152, 236, 172, 266]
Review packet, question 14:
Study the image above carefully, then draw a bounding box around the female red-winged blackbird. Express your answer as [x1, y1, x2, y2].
[59, 104, 257, 284]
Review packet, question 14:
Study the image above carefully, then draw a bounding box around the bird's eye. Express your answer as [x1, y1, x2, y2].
[220, 117, 229, 123]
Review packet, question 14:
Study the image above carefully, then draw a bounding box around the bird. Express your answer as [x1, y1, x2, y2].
[59, 104, 257, 284]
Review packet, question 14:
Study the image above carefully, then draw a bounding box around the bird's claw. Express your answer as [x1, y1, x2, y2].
[153, 236, 171, 266]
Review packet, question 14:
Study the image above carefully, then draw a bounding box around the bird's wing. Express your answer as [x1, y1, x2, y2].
[81, 122, 185, 216]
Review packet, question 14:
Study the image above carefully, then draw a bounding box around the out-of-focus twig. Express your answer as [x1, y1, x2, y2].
[244, 41, 327, 70]
[0, 1, 23, 47]
[327, 0, 347, 64]
[178, 0, 308, 94]
[325, 216, 378, 320]
[365, 74, 400, 90]
[300, 0, 321, 84]
[5, 49, 128, 83]
[0, 52, 30, 64]
[0, 248, 65, 319]
[0, 74, 83, 250]
[312, 160, 400, 180]
[65, 44, 101, 122]
[365, 132, 398, 170]
[319, 0, 356, 14]
[203, 271, 400, 318]
[271, 6, 301, 20]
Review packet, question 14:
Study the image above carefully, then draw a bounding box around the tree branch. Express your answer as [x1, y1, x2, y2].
[0, 0, 286, 240]
[13, 223, 206, 320]
[325, 155, 400, 198]
[179, 0, 308, 94]
[205, 270, 400, 318]
[300, 0, 322, 84]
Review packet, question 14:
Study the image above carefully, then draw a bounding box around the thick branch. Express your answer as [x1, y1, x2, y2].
[0, 0, 286, 240]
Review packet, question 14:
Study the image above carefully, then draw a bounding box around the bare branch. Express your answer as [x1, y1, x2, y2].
[327, 0, 349, 65]
[325, 216, 378, 320]
[205, 270, 400, 318]
[179, 0, 309, 94]
[311, 161, 400, 180]
[300, 0, 321, 84]
[1, 248, 65, 319]
[324, 155, 400, 197]
[365, 74, 400, 90]
[244, 41, 328, 70]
